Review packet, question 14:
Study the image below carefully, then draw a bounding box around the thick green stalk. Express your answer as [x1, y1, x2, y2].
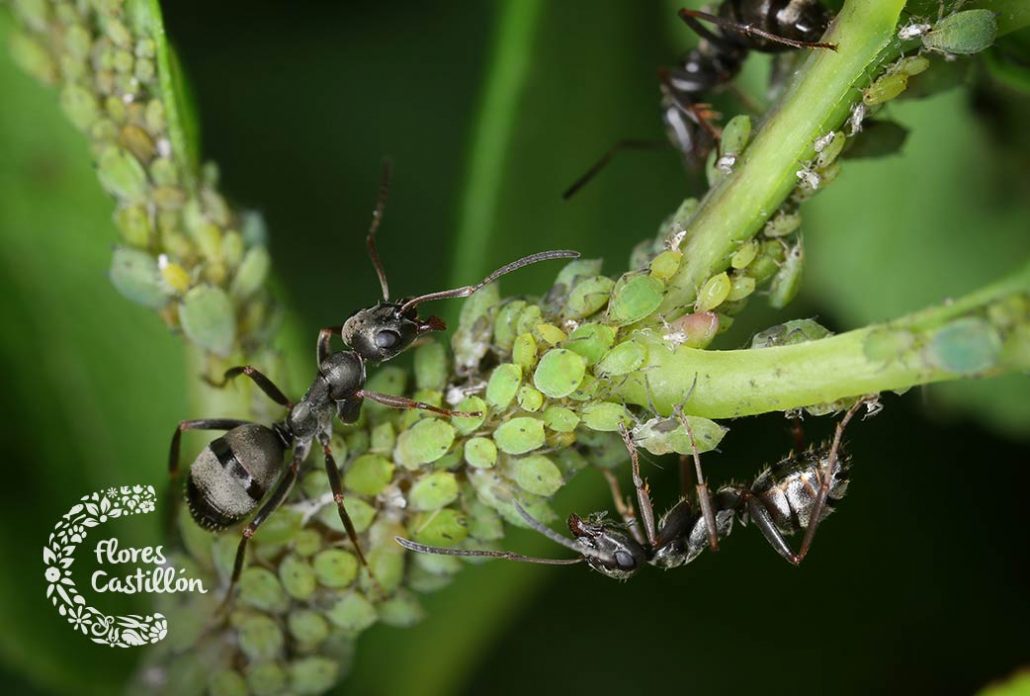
[620, 262, 1030, 417]
[659, 0, 905, 317]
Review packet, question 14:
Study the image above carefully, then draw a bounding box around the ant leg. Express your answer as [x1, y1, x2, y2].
[317, 432, 368, 566]
[222, 450, 302, 607]
[678, 8, 838, 51]
[618, 425, 657, 548]
[601, 469, 645, 546]
[789, 412, 806, 452]
[356, 390, 479, 418]
[205, 366, 292, 407]
[562, 138, 668, 200]
[678, 410, 719, 551]
[317, 326, 343, 366]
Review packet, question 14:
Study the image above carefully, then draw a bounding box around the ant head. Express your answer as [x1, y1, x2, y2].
[567, 513, 648, 581]
[341, 302, 445, 364]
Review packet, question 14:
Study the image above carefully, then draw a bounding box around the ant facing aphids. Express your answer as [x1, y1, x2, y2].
[563, 1, 837, 199]
[168, 162, 578, 602]
[397, 399, 871, 578]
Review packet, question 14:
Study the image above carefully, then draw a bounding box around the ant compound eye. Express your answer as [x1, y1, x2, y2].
[375, 329, 401, 350]
[614, 550, 636, 570]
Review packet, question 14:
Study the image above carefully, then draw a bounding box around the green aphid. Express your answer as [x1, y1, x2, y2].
[564, 275, 617, 319]
[895, 55, 930, 78]
[511, 454, 564, 496]
[513, 332, 538, 372]
[730, 240, 759, 269]
[60, 83, 99, 131]
[343, 453, 395, 496]
[695, 272, 732, 313]
[109, 247, 169, 308]
[8, 32, 55, 85]
[238, 614, 285, 662]
[246, 663, 288, 696]
[486, 363, 523, 409]
[288, 609, 330, 647]
[517, 385, 545, 412]
[238, 567, 288, 613]
[554, 258, 605, 290]
[515, 304, 543, 337]
[543, 405, 581, 433]
[408, 472, 460, 511]
[608, 273, 664, 326]
[467, 497, 505, 540]
[726, 274, 756, 302]
[363, 366, 407, 416]
[414, 341, 448, 391]
[534, 323, 567, 346]
[180, 284, 236, 356]
[764, 211, 802, 238]
[441, 398, 481, 438]
[370, 421, 396, 454]
[494, 416, 546, 454]
[769, 241, 804, 309]
[97, 145, 149, 202]
[815, 131, 846, 170]
[751, 318, 832, 349]
[328, 592, 379, 633]
[533, 348, 587, 398]
[565, 323, 616, 364]
[149, 157, 178, 187]
[577, 429, 629, 468]
[433, 449, 463, 471]
[553, 448, 589, 478]
[312, 549, 358, 588]
[229, 246, 270, 300]
[394, 419, 456, 469]
[649, 250, 683, 283]
[493, 300, 527, 351]
[596, 340, 646, 377]
[115, 205, 152, 248]
[319, 496, 375, 534]
[293, 529, 323, 557]
[706, 114, 752, 186]
[567, 373, 599, 401]
[929, 317, 1002, 375]
[209, 670, 247, 696]
[923, 9, 997, 55]
[414, 551, 463, 576]
[253, 507, 303, 546]
[465, 436, 498, 468]
[377, 591, 426, 628]
[289, 657, 339, 696]
[632, 415, 728, 456]
[278, 554, 317, 600]
[346, 428, 370, 457]
[410, 508, 469, 547]
[580, 401, 633, 432]
[863, 72, 909, 106]
[363, 531, 406, 593]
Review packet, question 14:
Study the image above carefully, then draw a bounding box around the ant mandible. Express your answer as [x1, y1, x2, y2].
[169, 161, 578, 602]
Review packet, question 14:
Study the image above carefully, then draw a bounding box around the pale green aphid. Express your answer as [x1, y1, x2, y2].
[596, 340, 646, 377]
[534, 322, 567, 346]
[312, 549, 358, 589]
[517, 384, 545, 412]
[929, 317, 1002, 375]
[209, 670, 247, 696]
[328, 592, 378, 633]
[408, 471, 460, 511]
[542, 405, 581, 432]
[410, 508, 469, 547]
[707, 114, 752, 186]
[414, 341, 449, 391]
[452, 282, 499, 373]
[493, 299, 527, 351]
[238, 614, 284, 662]
[180, 284, 236, 356]
[695, 271, 732, 312]
[511, 454, 564, 496]
[608, 273, 664, 326]
[394, 418, 456, 469]
[727, 274, 756, 302]
[246, 662, 288, 696]
[289, 657, 339, 694]
[751, 318, 832, 349]
[649, 249, 683, 283]
[467, 497, 505, 540]
[486, 363, 522, 408]
[731, 240, 759, 269]
[238, 567, 288, 613]
[579, 401, 633, 432]
[293, 529, 323, 557]
[895, 55, 930, 78]
[115, 204, 151, 247]
[109, 247, 170, 308]
[279, 554, 317, 600]
[763, 210, 802, 239]
[565, 323, 616, 364]
[515, 304, 543, 336]
[815, 131, 846, 170]
[452, 396, 487, 435]
[60, 83, 98, 131]
[343, 453, 395, 496]
[363, 530, 406, 593]
[769, 241, 804, 309]
[533, 348, 587, 398]
[318, 496, 375, 534]
[564, 275, 616, 319]
[863, 71, 909, 106]
[373, 420, 400, 453]
[287, 609, 330, 648]
[254, 508, 304, 545]
[97, 145, 149, 201]
[512, 332, 538, 372]
[554, 257, 605, 289]
[923, 9, 997, 55]
[567, 373, 599, 401]
[464, 436, 498, 468]
[377, 591, 426, 628]
[493, 416, 546, 454]
[631, 415, 727, 456]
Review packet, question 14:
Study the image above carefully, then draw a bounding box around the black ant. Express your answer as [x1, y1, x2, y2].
[397, 399, 868, 578]
[563, 1, 836, 199]
[168, 162, 578, 601]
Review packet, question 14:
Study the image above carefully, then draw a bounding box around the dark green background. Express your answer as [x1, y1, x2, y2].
[0, 2, 1027, 694]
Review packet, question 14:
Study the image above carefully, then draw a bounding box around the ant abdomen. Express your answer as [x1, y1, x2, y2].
[748, 445, 851, 536]
[185, 424, 287, 532]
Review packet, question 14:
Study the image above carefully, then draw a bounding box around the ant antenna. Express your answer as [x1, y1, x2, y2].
[367, 159, 393, 301]
[393, 537, 583, 566]
[562, 138, 667, 200]
[398, 249, 579, 314]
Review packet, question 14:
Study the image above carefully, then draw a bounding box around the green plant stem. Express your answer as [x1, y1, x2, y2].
[620, 262, 1030, 417]
[658, 0, 905, 317]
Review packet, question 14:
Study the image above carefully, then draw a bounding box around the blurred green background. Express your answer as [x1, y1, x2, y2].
[0, 1, 1028, 694]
